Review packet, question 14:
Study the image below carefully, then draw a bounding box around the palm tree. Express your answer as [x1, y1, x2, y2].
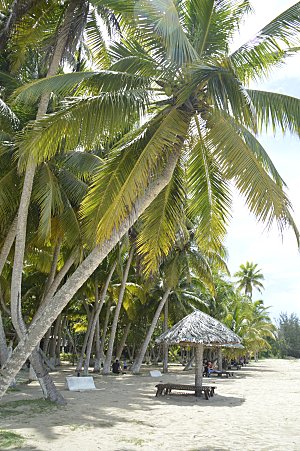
[234, 261, 265, 299]
[2, 0, 300, 397]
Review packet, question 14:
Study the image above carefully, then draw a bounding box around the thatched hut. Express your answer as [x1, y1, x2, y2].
[156, 310, 241, 396]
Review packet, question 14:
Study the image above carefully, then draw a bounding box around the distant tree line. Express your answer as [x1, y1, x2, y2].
[274, 313, 300, 358]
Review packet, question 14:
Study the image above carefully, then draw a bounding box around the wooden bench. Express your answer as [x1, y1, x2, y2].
[227, 364, 241, 370]
[203, 370, 233, 378]
[155, 383, 216, 400]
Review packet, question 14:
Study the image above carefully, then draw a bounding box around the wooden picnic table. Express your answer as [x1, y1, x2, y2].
[155, 383, 216, 400]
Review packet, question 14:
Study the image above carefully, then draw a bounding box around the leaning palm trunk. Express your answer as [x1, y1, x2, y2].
[83, 264, 116, 375]
[131, 288, 171, 375]
[8, 0, 81, 404]
[102, 248, 134, 375]
[0, 152, 180, 398]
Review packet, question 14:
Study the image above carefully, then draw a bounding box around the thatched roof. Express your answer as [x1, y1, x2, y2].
[156, 310, 241, 346]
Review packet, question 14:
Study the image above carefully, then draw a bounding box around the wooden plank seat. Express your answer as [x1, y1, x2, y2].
[203, 370, 233, 378]
[155, 383, 216, 400]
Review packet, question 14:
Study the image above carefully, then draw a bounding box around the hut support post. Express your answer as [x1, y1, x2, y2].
[195, 344, 204, 397]
[217, 348, 222, 371]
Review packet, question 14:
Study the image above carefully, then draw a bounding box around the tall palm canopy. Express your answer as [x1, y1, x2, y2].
[234, 261, 265, 298]
[13, 0, 300, 275]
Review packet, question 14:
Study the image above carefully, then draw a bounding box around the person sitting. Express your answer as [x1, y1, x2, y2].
[203, 360, 209, 376]
[207, 361, 222, 376]
[112, 359, 121, 374]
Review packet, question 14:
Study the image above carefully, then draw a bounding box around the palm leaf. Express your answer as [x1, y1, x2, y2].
[204, 108, 299, 239]
[62, 151, 103, 182]
[231, 2, 300, 81]
[81, 106, 191, 244]
[99, 0, 198, 66]
[137, 160, 185, 275]
[32, 164, 64, 243]
[0, 166, 20, 222]
[85, 9, 111, 69]
[17, 90, 147, 169]
[186, 0, 251, 58]
[187, 126, 231, 252]
[13, 70, 152, 104]
[0, 98, 20, 132]
[247, 89, 300, 137]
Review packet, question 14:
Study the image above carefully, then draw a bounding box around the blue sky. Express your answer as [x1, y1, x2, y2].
[226, 0, 300, 320]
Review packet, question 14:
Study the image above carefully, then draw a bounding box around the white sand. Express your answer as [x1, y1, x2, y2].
[1, 358, 300, 450]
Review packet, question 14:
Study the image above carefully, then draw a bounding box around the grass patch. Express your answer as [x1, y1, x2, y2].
[0, 398, 60, 419]
[0, 430, 25, 449]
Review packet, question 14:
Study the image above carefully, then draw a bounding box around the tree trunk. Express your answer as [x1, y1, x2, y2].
[162, 299, 169, 373]
[103, 248, 134, 375]
[97, 300, 112, 368]
[55, 316, 65, 366]
[93, 317, 101, 373]
[131, 288, 171, 374]
[42, 328, 51, 356]
[116, 323, 131, 361]
[0, 216, 17, 276]
[195, 344, 204, 397]
[217, 347, 222, 371]
[49, 314, 61, 365]
[0, 151, 181, 398]
[0, 311, 8, 367]
[76, 312, 94, 373]
[83, 262, 116, 374]
[29, 348, 66, 404]
[7, 0, 81, 404]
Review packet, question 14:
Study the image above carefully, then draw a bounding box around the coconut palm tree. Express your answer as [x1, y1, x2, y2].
[2, 0, 300, 397]
[234, 261, 265, 299]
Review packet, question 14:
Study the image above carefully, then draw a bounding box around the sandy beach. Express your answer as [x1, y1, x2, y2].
[1, 358, 299, 451]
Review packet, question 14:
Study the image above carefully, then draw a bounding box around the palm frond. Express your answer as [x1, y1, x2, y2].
[178, 63, 256, 130]
[247, 89, 300, 137]
[205, 109, 299, 239]
[32, 164, 64, 242]
[187, 121, 231, 251]
[0, 97, 20, 133]
[85, 8, 111, 69]
[81, 106, 191, 244]
[17, 90, 147, 169]
[231, 2, 300, 81]
[137, 160, 185, 275]
[56, 169, 88, 207]
[100, 0, 198, 66]
[0, 166, 20, 223]
[185, 0, 251, 58]
[62, 151, 103, 182]
[13, 70, 152, 104]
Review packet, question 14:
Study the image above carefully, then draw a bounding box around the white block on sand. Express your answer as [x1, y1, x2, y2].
[66, 376, 96, 391]
[150, 370, 162, 377]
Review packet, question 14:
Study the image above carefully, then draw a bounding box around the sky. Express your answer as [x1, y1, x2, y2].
[225, 0, 300, 320]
